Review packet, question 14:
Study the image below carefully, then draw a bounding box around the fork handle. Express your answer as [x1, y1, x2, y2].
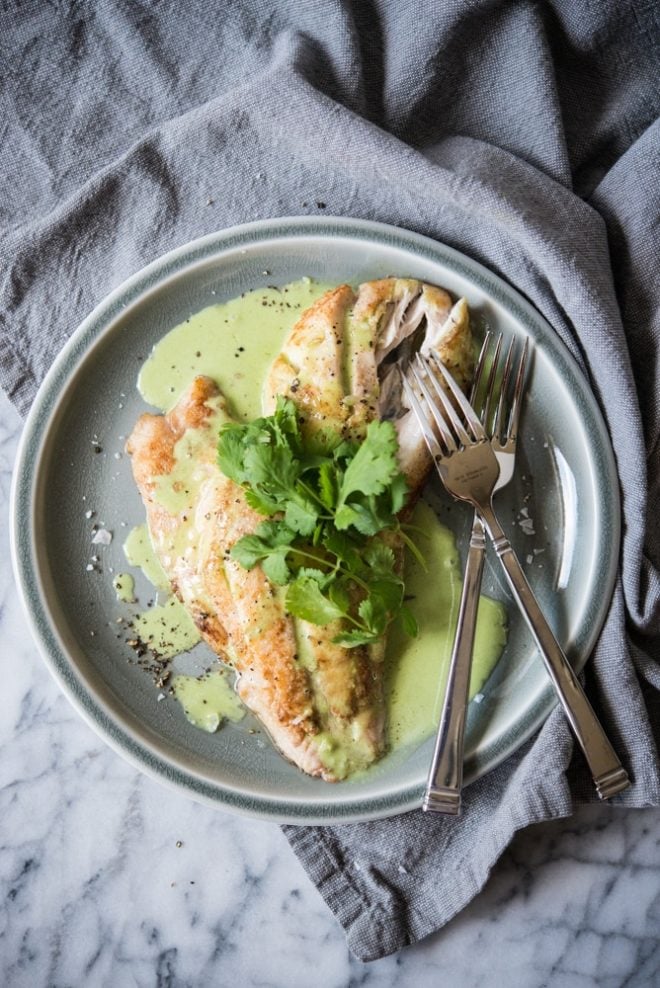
[479, 504, 630, 799]
[423, 513, 487, 814]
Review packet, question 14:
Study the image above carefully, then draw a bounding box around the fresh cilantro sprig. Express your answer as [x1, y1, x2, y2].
[217, 397, 419, 647]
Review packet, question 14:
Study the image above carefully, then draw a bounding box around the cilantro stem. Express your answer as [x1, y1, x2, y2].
[292, 546, 371, 593]
[297, 479, 332, 514]
[399, 529, 428, 571]
[339, 611, 370, 632]
[401, 522, 430, 538]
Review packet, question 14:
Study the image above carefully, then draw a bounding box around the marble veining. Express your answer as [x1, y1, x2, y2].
[1, 387, 659, 986]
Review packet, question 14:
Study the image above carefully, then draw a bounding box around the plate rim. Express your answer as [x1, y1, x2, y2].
[9, 216, 621, 825]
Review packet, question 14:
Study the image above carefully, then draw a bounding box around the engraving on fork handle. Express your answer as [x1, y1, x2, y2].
[479, 503, 630, 799]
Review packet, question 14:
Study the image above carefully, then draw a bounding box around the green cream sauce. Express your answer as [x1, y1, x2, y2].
[385, 502, 507, 750]
[127, 278, 507, 756]
[132, 597, 201, 660]
[113, 572, 136, 604]
[172, 669, 245, 732]
[123, 523, 170, 590]
[138, 278, 333, 418]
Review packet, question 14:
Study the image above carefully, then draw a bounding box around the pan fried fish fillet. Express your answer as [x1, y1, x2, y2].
[127, 278, 473, 780]
[265, 278, 474, 489]
[127, 377, 329, 777]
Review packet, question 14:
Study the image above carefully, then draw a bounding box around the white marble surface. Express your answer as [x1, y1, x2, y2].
[1, 386, 659, 988]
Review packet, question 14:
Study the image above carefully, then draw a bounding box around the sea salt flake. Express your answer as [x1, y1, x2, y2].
[526, 554, 534, 565]
[85, 564, 94, 572]
[85, 510, 94, 519]
[397, 865, 409, 875]
[92, 528, 113, 545]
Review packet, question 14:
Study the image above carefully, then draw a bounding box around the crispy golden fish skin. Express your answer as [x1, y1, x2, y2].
[127, 278, 473, 781]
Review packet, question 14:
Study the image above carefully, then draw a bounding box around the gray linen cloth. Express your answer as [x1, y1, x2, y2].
[2, 0, 659, 962]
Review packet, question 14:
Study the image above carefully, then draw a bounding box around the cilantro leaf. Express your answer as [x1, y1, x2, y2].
[332, 628, 382, 647]
[321, 529, 363, 573]
[335, 494, 397, 535]
[297, 567, 329, 584]
[272, 395, 301, 444]
[369, 577, 404, 615]
[243, 488, 281, 516]
[358, 595, 388, 637]
[285, 576, 346, 625]
[217, 425, 250, 484]
[336, 420, 399, 507]
[302, 425, 343, 457]
[242, 443, 299, 501]
[399, 604, 419, 638]
[363, 542, 396, 576]
[390, 473, 409, 514]
[317, 461, 338, 510]
[229, 534, 272, 571]
[254, 520, 296, 547]
[327, 578, 351, 614]
[261, 549, 292, 586]
[284, 497, 318, 536]
[229, 521, 296, 585]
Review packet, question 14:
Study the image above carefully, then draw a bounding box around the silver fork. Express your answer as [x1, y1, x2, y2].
[409, 333, 527, 814]
[404, 350, 630, 802]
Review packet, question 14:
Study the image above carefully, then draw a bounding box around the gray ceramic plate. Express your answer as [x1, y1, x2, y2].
[10, 217, 620, 825]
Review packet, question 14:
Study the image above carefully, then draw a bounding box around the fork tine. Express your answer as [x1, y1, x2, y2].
[412, 356, 468, 449]
[469, 330, 493, 405]
[479, 332, 503, 428]
[408, 362, 459, 451]
[427, 350, 487, 442]
[400, 371, 447, 461]
[493, 337, 515, 441]
[506, 337, 529, 441]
